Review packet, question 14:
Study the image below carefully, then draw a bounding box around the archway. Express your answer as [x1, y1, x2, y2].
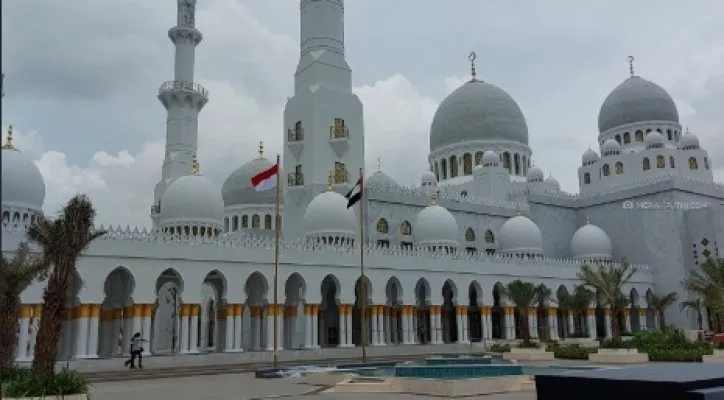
[154, 268, 184, 354]
[320, 275, 340, 347]
[284, 273, 307, 349]
[629, 288, 641, 333]
[491, 283, 506, 339]
[468, 281, 483, 342]
[200, 270, 226, 353]
[58, 273, 84, 360]
[385, 277, 403, 345]
[441, 280, 458, 343]
[244, 272, 269, 351]
[352, 276, 372, 346]
[99, 267, 135, 358]
[556, 286, 570, 339]
[415, 278, 431, 344]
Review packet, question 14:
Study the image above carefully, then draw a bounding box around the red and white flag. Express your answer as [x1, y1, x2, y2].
[250, 163, 279, 191]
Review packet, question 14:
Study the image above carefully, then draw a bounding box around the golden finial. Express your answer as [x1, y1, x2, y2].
[191, 153, 199, 175]
[258, 141, 264, 158]
[327, 170, 333, 191]
[430, 191, 438, 206]
[469, 52, 477, 81]
[585, 213, 590, 224]
[377, 157, 381, 172]
[628, 56, 635, 77]
[2, 125, 14, 149]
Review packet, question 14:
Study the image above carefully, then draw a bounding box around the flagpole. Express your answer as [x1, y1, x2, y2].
[273, 154, 281, 369]
[358, 167, 368, 364]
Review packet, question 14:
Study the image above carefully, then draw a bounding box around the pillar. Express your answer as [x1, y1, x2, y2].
[370, 306, 379, 345]
[189, 304, 200, 353]
[639, 308, 648, 331]
[384, 307, 392, 345]
[412, 308, 419, 344]
[604, 308, 612, 339]
[457, 306, 469, 343]
[548, 307, 558, 340]
[224, 304, 234, 352]
[567, 311, 575, 337]
[504, 307, 515, 339]
[234, 304, 244, 351]
[250, 306, 262, 350]
[141, 304, 153, 355]
[16, 305, 31, 361]
[624, 309, 632, 334]
[84, 304, 101, 358]
[400, 306, 410, 344]
[179, 304, 190, 353]
[311, 304, 319, 348]
[481, 306, 491, 340]
[276, 304, 284, 350]
[345, 304, 353, 347]
[62, 306, 76, 359]
[528, 309, 537, 340]
[434, 306, 443, 344]
[28, 304, 41, 360]
[587, 308, 596, 339]
[122, 305, 135, 356]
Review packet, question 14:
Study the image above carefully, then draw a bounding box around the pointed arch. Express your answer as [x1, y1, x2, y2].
[376, 218, 389, 234]
[484, 229, 495, 243]
[463, 153, 473, 175]
[465, 227, 475, 242]
[400, 220, 412, 236]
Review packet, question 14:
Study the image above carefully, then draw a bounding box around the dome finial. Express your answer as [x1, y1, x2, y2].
[515, 203, 521, 216]
[327, 170, 333, 191]
[468, 51, 478, 81]
[2, 125, 15, 149]
[685, 126, 690, 134]
[258, 141, 264, 158]
[430, 191, 438, 206]
[585, 213, 590, 225]
[191, 153, 199, 175]
[376, 157, 381, 172]
[628, 55, 635, 77]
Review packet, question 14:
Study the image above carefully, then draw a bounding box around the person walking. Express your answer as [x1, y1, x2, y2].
[124, 333, 146, 369]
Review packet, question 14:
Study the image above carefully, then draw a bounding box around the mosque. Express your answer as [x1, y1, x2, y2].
[2, 0, 723, 363]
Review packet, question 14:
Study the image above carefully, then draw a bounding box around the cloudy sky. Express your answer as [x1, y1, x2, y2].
[2, 0, 723, 228]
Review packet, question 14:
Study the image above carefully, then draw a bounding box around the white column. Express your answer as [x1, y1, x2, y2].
[370, 307, 379, 345]
[141, 305, 152, 356]
[639, 309, 648, 331]
[264, 306, 275, 351]
[338, 305, 347, 347]
[121, 306, 133, 356]
[604, 309, 613, 338]
[189, 305, 200, 353]
[275, 305, 284, 350]
[587, 309, 597, 339]
[234, 305, 243, 351]
[311, 305, 319, 348]
[345, 306, 353, 347]
[455, 308, 464, 343]
[132, 304, 143, 343]
[434, 307, 443, 344]
[385, 309, 393, 345]
[547, 308, 558, 341]
[180, 307, 190, 353]
[504, 309, 514, 339]
[567, 312, 575, 337]
[625, 310, 632, 333]
[225, 304, 235, 352]
[484, 310, 492, 340]
[28, 310, 40, 360]
[75, 305, 89, 358]
[16, 306, 31, 361]
[528, 313, 537, 339]
[411, 309, 418, 344]
[85, 305, 100, 358]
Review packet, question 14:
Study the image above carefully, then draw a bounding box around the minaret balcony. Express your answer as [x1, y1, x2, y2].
[287, 173, 304, 187]
[329, 123, 350, 157]
[287, 128, 304, 142]
[329, 125, 349, 140]
[158, 80, 209, 109]
[168, 26, 202, 45]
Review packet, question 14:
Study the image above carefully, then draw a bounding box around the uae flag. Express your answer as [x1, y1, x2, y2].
[345, 177, 363, 208]
[250, 163, 279, 191]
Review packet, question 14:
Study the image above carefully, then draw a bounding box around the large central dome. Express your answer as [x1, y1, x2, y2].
[598, 76, 679, 133]
[429, 80, 529, 152]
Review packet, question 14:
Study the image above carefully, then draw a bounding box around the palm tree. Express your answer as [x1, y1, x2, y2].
[680, 298, 704, 331]
[578, 262, 637, 341]
[501, 280, 546, 345]
[682, 258, 724, 332]
[560, 285, 596, 336]
[534, 284, 553, 339]
[647, 292, 678, 328]
[0, 243, 48, 374]
[26, 194, 105, 374]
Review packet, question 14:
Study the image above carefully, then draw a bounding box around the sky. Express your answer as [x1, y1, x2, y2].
[2, 0, 723, 228]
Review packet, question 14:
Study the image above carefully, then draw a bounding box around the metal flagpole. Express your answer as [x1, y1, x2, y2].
[358, 168, 368, 364]
[273, 154, 281, 369]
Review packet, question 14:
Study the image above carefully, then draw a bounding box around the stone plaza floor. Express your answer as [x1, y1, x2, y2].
[92, 372, 537, 399]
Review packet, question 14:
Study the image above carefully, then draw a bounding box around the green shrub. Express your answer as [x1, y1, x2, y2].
[0, 366, 32, 384]
[489, 343, 511, 353]
[551, 344, 597, 360]
[599, 339, 635, 349]
[646, 347, 712, 362]
[519, 340, 540, 349]
[2, 368, 89, 398]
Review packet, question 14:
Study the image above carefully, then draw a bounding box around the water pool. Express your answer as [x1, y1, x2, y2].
[352, 361, 602, 380]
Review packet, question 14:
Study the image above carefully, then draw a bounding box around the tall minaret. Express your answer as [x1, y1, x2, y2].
[283, 0, 365, 238]
[151, 0, 208, 228]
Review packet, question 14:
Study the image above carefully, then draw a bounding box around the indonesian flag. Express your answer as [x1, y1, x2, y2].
[345, 177, 363, 208]
[250, 163, 279, 191]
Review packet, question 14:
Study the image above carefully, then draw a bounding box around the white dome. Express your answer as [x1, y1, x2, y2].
[160, 174, 224, 226]
[601, 139, 621, 156]
[303, 191, 356, 236]
[526, 166, 544, 182]
[421, 170, 437, 186]
[546, 175, 560, 190]
[571, 222, 613, 260]
[678, 133, 700, 149]
[221, 157, 275, 207]
[414, 204, 459, 246]
[598, 76, 679, 133]
[499, 215, 543, 254]
[1, 144, 46, 211]
[644, 131, 665, 148]
[582, 149, 599, 165]
[368, 171, 398, 188]
[482, 150, 499, 166]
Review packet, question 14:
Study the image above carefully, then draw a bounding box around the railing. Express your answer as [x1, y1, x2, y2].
[158, 80, 209, 99]
[151, 205, 160, 214]
[287, 128, 304, 142]
[288, 173, 304, 186]
[329, 125, 349, 139]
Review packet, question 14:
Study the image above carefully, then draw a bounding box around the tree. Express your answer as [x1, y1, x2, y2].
[26, 194, 105, 374]
[501, 280, 548, 345]
[647, 292, 678, 328]
[534, 284, 553, 339]
[578, 262, 637, 341]
[680, 298, 704, 331]
[559, 285, 596, 336]
[0, 243, 48, 374]
[682, 258, 724, 332]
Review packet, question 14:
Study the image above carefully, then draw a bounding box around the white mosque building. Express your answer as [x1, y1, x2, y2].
[2, 0, 723, 362]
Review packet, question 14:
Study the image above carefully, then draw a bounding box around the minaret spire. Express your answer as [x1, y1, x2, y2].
[151, 0, 209, 228]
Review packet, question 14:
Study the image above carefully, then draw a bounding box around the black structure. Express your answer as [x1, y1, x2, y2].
[535, 364, 724, 400]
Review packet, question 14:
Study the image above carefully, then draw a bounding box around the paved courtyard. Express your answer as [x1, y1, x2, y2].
[92, 373, 536, 399]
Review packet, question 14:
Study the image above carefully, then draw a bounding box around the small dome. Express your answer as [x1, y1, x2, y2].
[1, 136, 46, 212]
[644, 131, 665, 148]
[499, 214, 543, 254]
[430, 80, 529, 151]
[414, 203, 459, 246]
[582, 149, 599, 165]
[526, 166, 544, 182]
[546, 175, 560, 190]
[160, 174, 224, 226]
[598, 76, 679, 133]
[678, 133, 700, 150]
[368, 170, 397, 188]
[482, 150, 499, 166]
[571, 222, 613, 260]
[421, 170, 437, 186]
[221, 157, 275, 207]
[601, 139, 621, 156]
[303, 191, 356, 236]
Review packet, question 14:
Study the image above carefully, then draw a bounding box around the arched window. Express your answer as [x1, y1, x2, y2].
[615, 134, 621, 144]
[615, 162, 624, 175]
[334, 162, 348, 184]
[376, 218, 389, 234]
[400, 220, 412, 236]
[450, 155, 459, 178]
[485, 229, 495, 244]
[503, 152, 511, 171]
[232, 216, 239, 231]
[224, 217, 229, 232]
[689, 157, 698, 170]
[623, 132, 631, 144]
[635, 130, 644, 142]
[441, 159, 447, 179]
[514, 153, 521, 175]
[474, 152, 484, 166]
[463, 153, 473, 175]
[465, 228, 475, 242]
[583, 172, 591, 184]
[667, 129, 672, 140]
[241, 215, 248, 228]
[264, 215, 272, 229]
[602, 164, 610, 176]
[669, 156, 675, 168]
[656, 155, 665, 168]
[704, 157, 709, 170]
[252, 215, 260, 229]
[643, 158, 651, 171]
